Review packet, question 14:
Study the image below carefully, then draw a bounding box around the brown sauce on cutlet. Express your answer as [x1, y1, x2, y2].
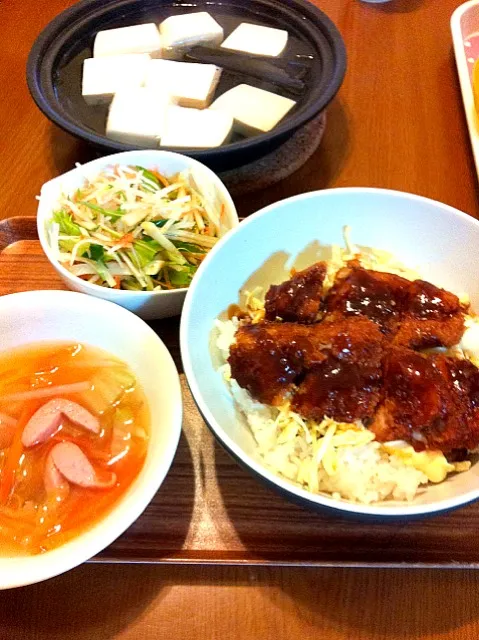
[228, 261, 476, 453]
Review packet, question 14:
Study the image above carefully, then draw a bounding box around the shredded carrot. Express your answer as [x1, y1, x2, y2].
[112, 276, 121, 289]
[117, 233, 134, 248]
[149, 169, 169, 188]
[0, 404, 38, 504]
[220, 204, 225, 220]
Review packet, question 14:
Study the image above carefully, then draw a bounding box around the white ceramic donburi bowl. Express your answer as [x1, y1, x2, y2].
[37, 150, 239, 320]
[180, 187, 479, 518]
[0, 290, 182, 589]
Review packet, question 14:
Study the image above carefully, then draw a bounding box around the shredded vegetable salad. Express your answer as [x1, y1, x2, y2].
[47, 165, 228, 291]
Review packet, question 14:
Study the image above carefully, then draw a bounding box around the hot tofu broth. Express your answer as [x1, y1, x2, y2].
[0, 342, 149, 555]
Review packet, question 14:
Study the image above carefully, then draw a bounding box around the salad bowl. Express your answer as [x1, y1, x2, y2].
[37, 149, 238, 319]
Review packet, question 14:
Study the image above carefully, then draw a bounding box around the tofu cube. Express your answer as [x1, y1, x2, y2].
[82, 54, 151, 105]
[221, 23, 288, 57]
[145, 60, 221, 109]
[106, 88, 175, 147]
[210, 84, 296, 136]
[159, 12, 224, 53]
[160, 105, 233, 148]
[93, 23, 163, 58]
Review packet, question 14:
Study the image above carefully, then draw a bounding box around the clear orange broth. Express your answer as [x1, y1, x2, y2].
[0, 342, 149, 555]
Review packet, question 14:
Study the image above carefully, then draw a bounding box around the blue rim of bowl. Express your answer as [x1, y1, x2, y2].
[26, 0, 347, 159]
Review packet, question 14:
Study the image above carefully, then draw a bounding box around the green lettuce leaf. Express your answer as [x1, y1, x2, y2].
[52, 210, 81, 236]
[59, 238, 84, 252]
[168, 265, 197, 287]
[87, 244, 105, 261]
[130, 239, 161, 268]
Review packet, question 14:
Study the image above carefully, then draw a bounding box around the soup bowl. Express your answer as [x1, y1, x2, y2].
[0, 290, 182, 588]
[180, 187, 479, 518]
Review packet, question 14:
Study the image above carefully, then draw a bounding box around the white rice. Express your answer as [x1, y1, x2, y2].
[214, 238, 473, 505]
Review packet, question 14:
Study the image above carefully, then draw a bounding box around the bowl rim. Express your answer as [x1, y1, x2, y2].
[25, 0, 346, 160]
[36, 149, 239, 299]
[0, 289, 183, 589]
[180, 186, 479, 518]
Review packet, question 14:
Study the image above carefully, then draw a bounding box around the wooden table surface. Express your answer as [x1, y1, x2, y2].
[2, 0, 479, 638]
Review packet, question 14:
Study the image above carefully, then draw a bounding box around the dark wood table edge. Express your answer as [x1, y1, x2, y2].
[90, 558, 479, 569]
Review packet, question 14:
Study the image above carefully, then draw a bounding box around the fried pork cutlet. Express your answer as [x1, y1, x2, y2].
[228, 317, 385, 407]
[325, 261, 410, 334]
[291, 318, 385, 423]
[228, 321, 315, 405]
[264, 262, 327, 323]
[393, 279, 465, 348]
[325, 262, 465, 349]
[228, 258, 473, 452]
[369, 347, 479, 452]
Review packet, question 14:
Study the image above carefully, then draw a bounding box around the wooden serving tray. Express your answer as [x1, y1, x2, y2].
[3, 216, 479, 568]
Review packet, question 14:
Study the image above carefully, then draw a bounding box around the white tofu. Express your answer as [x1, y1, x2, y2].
[160, 105, 233, 148]
[145, 60, 221, 109]
[210, 84, 296, 136]
[93, 23, 163, 58]
[106, 88, 175, 147]
[159, 12, 223, 53]
[82, 54, 150, 105]
[221, 23, 288, 57]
